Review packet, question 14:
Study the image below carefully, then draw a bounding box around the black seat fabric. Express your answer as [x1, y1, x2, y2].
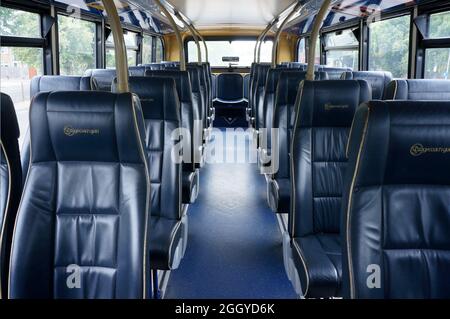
[84, 69, 119, 91]
[21, 76, 94, 184]
[286, 80, 371, 298]
[384, 79, 450, 100]
[342, 100, 450, 299]
[113, 77, 187, 270]
[0, 93, 22, 299]
[9, 91, 151, 299]
[145, 70, 199, 204]
[342, 71, 393, 99]
[216, 73, 244, 103]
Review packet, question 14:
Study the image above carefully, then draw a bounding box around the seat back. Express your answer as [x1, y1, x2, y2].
[343, 100, 450, 299]
[129, 66, 152, 76]
[319, 66, 352, 79]
[253, 64, 271, 129]
[342, 71, 393, 99]
[0, 93, 22, 299]
[290, 80, 371, 238]
[114, 77, 182, 220]
[145, 70, 196, 172]
[9, 91, 151, 299]
[243, 74, 250, 100]
[216, 73, 244, 102]
[84, 69, 120, 91]
[384, 79, 450, 100]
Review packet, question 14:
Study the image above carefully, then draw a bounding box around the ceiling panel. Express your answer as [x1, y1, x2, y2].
[167, 0, 298, 27]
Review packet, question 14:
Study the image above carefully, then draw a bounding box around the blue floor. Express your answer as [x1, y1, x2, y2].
[165, 130, 296, 299]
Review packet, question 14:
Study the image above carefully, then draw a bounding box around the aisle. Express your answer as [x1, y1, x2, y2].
[165, 130, 296, 299]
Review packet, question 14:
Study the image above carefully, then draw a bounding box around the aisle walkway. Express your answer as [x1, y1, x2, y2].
[165, 130, 296, 299]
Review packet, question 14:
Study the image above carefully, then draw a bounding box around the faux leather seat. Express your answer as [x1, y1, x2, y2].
[342, 100, 450, 299]
[0, 93, 22, 299]
[384, 79, 450, 100]
[252, 64, 271, 130]
[113, 77, 188, 270]
[21, 75, 94, 184]
[145, 70, 199, 204]
[216, 73, 245, 103]
[84, 69, 119, 91]
[9, 91, 151, 299]
[284, 80, 371, 298]
[342, 71, 393, 99]
[319, 66, 352, 80]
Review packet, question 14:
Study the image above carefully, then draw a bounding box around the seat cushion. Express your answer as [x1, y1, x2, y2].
[292, 234, 342, 298]
[267, 178, 290, 213]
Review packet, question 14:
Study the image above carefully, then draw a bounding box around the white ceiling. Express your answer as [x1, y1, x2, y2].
[167, 0, 298, 28]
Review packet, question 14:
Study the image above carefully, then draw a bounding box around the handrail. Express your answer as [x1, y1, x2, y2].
[174, 11, 202, 63]
[271, 2, 302, 68]
[102, 0, 128, 92]
[254, 23, 272, 63]
[256, 17, 279, 63]
[306, 0, 332, 80]
[191, 25, 208, 62]
[154, 0, 186, 71]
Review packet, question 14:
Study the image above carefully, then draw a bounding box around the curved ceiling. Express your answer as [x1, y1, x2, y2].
[166, 0, 298, 28]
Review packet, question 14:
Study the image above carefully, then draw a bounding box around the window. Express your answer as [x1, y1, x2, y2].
[0, 6, 40, 38]
[297, 38, 306, 63]
[142, 35, 153, 64]
[369, 15, 410, 78]
[314, 38, 321, 64]
[324, 29, 359, 69]
[106, 31, 138, 68]
[58, 14, 95, 75]
[187, 40, 273, 67]
[425, 48, 450, 79]
[429, 11, 450, 39]
[156, 37, 164, 62]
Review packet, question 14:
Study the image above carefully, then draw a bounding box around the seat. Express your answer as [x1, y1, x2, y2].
[113, 77, 188, 270]
[319, 66, 352, 80]
[342, 100, 450, 299]
[215, 73, 245, 103]
[284, 80, 371, 298]
[145, 70, 199, 204]
[341, 71, 393, 99]
[243, 73, 250, 101]
[129, 66, 152, 76]
[252, 64, 271, 130]
[0, 93, 22, 299]
[384, 79, 450, 100]
[21, 76, 94, 184]
[84, 69, 119, 91]
[8, 91, 151, 299]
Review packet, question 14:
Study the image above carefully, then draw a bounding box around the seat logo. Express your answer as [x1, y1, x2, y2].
[410, 143, 450, 156]
[324, 103, 349, 111]
[64, 126, 100, 137]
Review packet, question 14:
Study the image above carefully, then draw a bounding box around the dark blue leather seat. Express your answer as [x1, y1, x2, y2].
[21, 76, 94, 184]
[145, 70, 199, 204]
[253, 64, 271, 130]
[216, 73, 245, 103]
[284, 80, 371, 298]
[342, 71, 393, 99]
[384, 79, 450, 100]
[342, 100, 450, 299]
[243, 73, 250, 100]
[113, 77, 188, 270]
[287, 62, 307, 70]
[0, 93, 22, 299]
[8, 91, 151, 299]
[84, 69, 119, 91]
[319, 66, 352, 80]
[129, 66, 152, 76]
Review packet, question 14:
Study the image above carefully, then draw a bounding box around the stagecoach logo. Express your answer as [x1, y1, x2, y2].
[64, 126, 100, 137]
[410, 143, 450, 156]
[324, 103, 349, 111]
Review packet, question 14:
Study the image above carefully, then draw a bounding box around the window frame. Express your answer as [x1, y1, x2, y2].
[323, 27, 360, 69]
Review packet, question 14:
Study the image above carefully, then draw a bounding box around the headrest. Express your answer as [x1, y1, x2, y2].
[297, 80, 371, 128]
[384, 79, 450, 100]
[112, 76, 180, 123]
[288, 62, 307, 70]
[84, 69, 122, 91]
[186, 66, 202, 92]
[342, 71, 393, 99]
[1, 93, 20, 140]
[145, 70, 192, 102]
[348, 100, 450, 186]
[29, 91, 146, 164]
[129, 66, 149, 76]
[276, 71, 327, 106]
[31, 76, 92, 97]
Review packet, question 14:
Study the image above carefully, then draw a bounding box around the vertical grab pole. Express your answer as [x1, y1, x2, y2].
[154, 0, 186, 71]
[306, 0, 332, 80]
[191, 26, 208, 62]
[102, 0, 128, 92]
[174, 11, 202, 63]
[257, 18, 278, 63]
[254, 23, 272, 63]
[272, 3, 302, 69]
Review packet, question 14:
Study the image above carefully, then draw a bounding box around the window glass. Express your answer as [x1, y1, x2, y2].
[106, 31, 138, 67]
[325, 29, 358, 47]
[187, 40, 273, 67]
[369, 15, 410, 78]
[58, 14, 95, 75]
[429, 11, 450, 39]
[156, 37, 164, 62]
[0, 6, 40, 38]
[326, 50, 358, 69]
[1, 47, 43, 146]
[325, 29, 359, 69]
[425, 48, 450, 79]
[297, 38, 306, 63]
[142, 35, 153, 64]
